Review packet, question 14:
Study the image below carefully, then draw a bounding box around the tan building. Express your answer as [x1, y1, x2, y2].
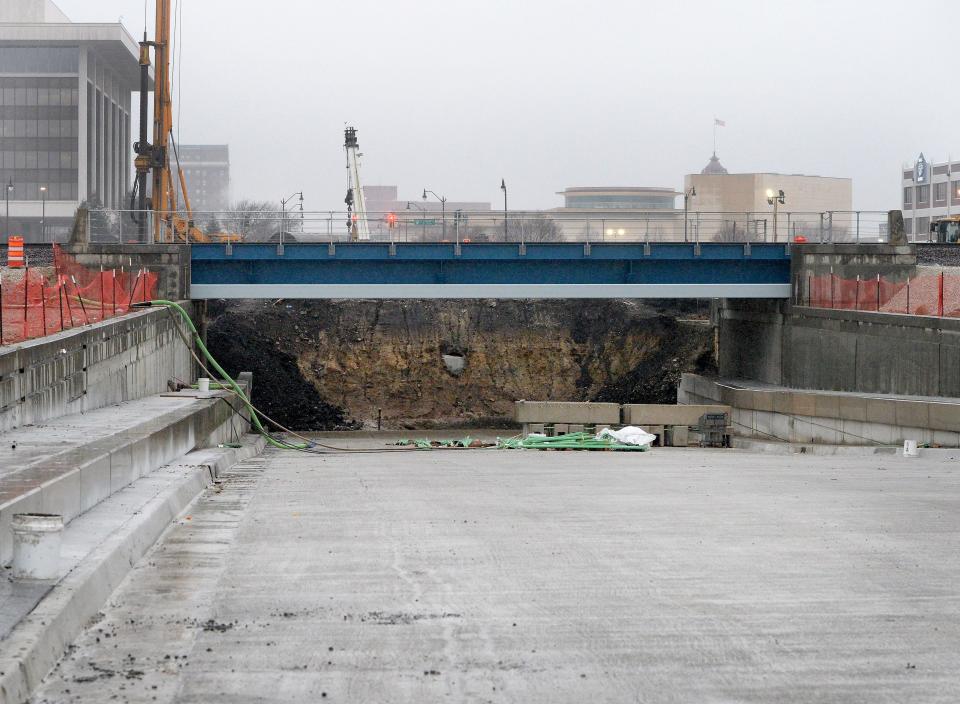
[684, 155, 852, 242]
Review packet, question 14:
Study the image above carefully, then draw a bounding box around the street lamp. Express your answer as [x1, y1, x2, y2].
[280, 191, 303, 247]
[40, 186, 47, 242]
[406, 201, 427, 240]
[500, 179, 508, 241]
[4, 179, 13, 240]
[683, 186, 696, 242]
[423, 188, 446, 240]
[766, 189, 785, 242]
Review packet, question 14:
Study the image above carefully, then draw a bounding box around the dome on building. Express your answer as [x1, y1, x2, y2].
[701, 153, 729, 175]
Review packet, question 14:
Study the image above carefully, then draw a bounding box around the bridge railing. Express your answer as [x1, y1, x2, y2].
[86, 209, 893, 245]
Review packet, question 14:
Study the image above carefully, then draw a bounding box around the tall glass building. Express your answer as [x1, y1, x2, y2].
[0, 0, 147, 241]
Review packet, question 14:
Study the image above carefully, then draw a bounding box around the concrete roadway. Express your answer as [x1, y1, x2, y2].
[31, 441, 960, 703]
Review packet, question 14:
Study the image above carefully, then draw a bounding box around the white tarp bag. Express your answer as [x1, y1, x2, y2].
[596, 426, 656, 448]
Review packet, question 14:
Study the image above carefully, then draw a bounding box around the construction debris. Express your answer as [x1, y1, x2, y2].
[394, 437, 492, 449]
[497, 430, 651, 452]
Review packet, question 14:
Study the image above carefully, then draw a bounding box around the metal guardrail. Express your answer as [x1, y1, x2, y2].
[86, 209, 894, 245]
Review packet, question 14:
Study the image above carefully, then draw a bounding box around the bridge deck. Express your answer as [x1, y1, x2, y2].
[190, 242, 792, 299]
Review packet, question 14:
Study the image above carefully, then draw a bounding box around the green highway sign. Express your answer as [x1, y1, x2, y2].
[413, 219, 437, 226]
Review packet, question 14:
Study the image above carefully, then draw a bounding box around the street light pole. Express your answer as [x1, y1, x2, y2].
[500, 179, 508, 240]
[280, 191, 303, 247]
[423, 189, 446, 240]
[406, 201, 427, 240]
[766, 189, 785, 242]
[40, 186, 47, 242]
[4, 180, 12, 239]
[683, 186, 696, 242]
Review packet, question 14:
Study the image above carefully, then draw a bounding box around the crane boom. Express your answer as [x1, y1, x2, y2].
[344, 127, 370, 241]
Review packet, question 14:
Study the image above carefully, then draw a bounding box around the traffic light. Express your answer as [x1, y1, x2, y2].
[386, 212, 397, 228]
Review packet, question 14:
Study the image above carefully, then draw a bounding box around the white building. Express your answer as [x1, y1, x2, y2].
[901, 154, 960, 240]
[0, 0, 148, 241]
[548, 186, 682, 241]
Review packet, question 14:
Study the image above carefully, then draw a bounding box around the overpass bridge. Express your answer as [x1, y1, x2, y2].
[188, 242, 792, 299]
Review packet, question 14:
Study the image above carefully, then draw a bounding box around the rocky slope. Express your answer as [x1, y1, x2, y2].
[206, 299, 715, 430]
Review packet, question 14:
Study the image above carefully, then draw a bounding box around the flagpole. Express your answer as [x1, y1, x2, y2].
[713, 118, 717, 156]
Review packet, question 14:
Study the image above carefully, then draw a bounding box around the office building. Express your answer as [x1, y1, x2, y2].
[0, 0, 147, 241]
[901, 154, 960, 240]
[178, 144, 230, 214]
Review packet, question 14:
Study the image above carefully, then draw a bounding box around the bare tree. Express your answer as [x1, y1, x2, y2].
[485, 215, 562, 242]
[221, 200, 283, 241]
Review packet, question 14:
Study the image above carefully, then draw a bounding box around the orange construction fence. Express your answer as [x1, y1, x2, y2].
[802, 271, 960, 318]
[0, 245, 159, 345]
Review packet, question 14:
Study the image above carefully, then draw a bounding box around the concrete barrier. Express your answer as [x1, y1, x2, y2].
[514, 401, 620, 425]
[679, 373, 960, 446]
[623, 404, 731, 426]
[0, 304, 194, 433]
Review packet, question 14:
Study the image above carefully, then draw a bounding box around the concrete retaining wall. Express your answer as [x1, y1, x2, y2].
[716, 244, 939, 394]
[718, 302, 960, 397]
[791, 243, 917, 283]
[62, 243, 191, 301]
[0, 305, 194, 433]
[680, 373, 960, 446]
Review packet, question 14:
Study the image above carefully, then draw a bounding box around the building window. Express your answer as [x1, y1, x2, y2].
[916, 185, 930, 206]
[904, 217, 913, 235]
[0, 47, 79, 74]
[904, 186, 912, 207]
[935, 182, 947, 203]
[953, 181, 960, 205]
[918, 216, 930, 237]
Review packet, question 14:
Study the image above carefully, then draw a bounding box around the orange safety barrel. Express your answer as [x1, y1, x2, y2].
[7, 236, 24, 268]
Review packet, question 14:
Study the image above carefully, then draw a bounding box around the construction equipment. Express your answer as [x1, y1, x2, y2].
[344, 126, 370, 241]
[695, 412, 731, 448]
[130, 1, 239, 244]
[930, 215, 960, 244]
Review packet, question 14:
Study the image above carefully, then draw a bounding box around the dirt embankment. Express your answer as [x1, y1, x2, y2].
[206, 299, 715, 430]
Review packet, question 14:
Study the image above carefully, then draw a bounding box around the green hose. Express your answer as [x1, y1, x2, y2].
[136, 300, 308, 451]
[497, 432, 648, 451]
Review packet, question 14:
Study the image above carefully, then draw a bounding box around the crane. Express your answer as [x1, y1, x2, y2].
[130, 1, 238, 244]
[344, 126, 370, 241]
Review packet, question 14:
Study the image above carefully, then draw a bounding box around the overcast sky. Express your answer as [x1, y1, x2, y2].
[56, 0, 959, 211]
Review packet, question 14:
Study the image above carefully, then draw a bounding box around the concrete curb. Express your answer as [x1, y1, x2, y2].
[0, 435, 265, 704]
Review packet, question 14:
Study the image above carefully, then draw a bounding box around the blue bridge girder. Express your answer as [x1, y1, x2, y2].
[189, 242, 792, 299]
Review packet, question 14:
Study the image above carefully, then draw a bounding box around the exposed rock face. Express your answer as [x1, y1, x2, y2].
[206, 300, 715, 430]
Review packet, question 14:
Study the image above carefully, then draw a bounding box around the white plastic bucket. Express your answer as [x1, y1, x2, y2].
[197, 377, 210, 393]
[903, 440, 919, 458]
[12, 513, 63, 580]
